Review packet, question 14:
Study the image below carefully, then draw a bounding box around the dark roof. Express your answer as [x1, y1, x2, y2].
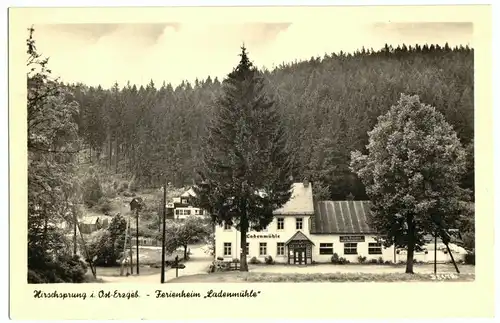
[312, 200, 375, 234]
[285, 231, 315, 245]
[423, 230, 463, 245]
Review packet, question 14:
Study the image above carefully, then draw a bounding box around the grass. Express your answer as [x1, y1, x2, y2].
[93, 265, 162, 277]
[90, 248, 185, 277]
[169, 271, 475, 283]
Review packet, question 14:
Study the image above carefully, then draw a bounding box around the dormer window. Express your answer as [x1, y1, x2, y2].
[181, 198, 188, 205]
[224, 222, 232, 230]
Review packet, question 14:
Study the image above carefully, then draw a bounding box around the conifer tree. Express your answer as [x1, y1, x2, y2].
[196, 46, 294, 271]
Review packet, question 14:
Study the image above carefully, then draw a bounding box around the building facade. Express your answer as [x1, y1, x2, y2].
[169, 188, 206, 220]
[214, 182, 467, 264]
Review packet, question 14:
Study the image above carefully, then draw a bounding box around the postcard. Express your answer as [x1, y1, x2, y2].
[9, 4, 494, 320]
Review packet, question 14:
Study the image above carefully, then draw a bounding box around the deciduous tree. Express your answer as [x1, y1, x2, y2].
[350, 94, 471, 273]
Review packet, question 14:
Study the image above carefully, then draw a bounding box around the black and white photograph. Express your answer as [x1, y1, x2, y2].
[23, 13, 479, 286]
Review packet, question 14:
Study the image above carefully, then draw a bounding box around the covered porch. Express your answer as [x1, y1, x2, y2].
[285, 231, 315, 265]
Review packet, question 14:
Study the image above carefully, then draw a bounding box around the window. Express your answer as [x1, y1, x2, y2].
[368, 243, 383, 255]
[223, 222, 231, 230]
[194, 209, 200, 215]
[296, 217, 303, 230]
[319, 243, 334, 255]
[245, 242, 249, 255]
[259, 242, 267, 256]
[277, 242, 285, 256]
[223, 243, 232, 256]
[277, 218, 284, 230]
[200, 210, 204, 215]
[344, 243, 357, 255]
[177, 209, 191, 216]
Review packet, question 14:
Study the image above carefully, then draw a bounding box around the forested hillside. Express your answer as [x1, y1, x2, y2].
[68, 43, 474, 201]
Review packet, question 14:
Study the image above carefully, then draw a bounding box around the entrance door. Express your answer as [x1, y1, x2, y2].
[294, 248, 306, 265]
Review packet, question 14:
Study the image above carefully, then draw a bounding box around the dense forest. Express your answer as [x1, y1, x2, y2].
[67, 42, 474, 201]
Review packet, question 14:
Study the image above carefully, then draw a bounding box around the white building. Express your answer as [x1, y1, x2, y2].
[215, 182, 467, 264]
[170, 187, 206, 220]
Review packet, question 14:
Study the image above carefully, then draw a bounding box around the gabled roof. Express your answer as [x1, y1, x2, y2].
[312, 200, 375, 234]
[181, 188, 197, 198]
[285, 230, 315, 245]
[273, 182, 314, 215]
[423, 230, 463, 245]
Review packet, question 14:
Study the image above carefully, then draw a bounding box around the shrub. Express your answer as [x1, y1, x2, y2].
[264, 255, 274, 264]
[129, 177, 139, 192]
[338, 257, 349, 264]
[101, 181, 117, 199]
[369, 258, 378, 264]
[384, 260, 392, 265]
[28, 255, 88, 284]
[331, 253, 350, 264]
[96, 197, 113, 214]
[464, 252, 475, 265]
[249, 256, 260, 264]
[232, 258, 240, 263]
[82, 172, 103, 208]
[116, 181, 129, 193]
[357, 255, 367, 263]
[216, 256, 224, 261]
[113, 180, 119, 190]
[377, 257, 384, 264]
[85, 215, 127, 267]
[123, 191, 136, 197]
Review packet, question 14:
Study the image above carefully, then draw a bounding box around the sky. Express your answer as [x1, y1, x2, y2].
[32, 22, 473, 88]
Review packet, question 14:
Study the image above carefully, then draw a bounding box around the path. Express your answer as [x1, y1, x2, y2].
[100, 244, 212, 284]
[248, 263, 474, 275]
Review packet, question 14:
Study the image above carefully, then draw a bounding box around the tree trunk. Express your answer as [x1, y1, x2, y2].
[184, 245, 188, 260]
[43, 217, 48, 249]
[108, 136, 113, 168]
[405, 215, 415, 274]
[239, 199, 249, 272]
[115, 139, 119, 174]
[240, 229, 248, 271]
[73, 219, 77, 256]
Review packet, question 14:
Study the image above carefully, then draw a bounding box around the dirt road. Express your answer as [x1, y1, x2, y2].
[99, 245, 212, 284]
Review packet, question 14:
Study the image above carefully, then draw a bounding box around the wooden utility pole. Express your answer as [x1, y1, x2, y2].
[75, 219, 96, 278]
[136, 208, 140, 275]
[73, 212, 78, 256]
[161, 179, 167, 284]
[130, 197, 144, 275]
[445, 243, 460, 274]
[128, 214, 133, 275]
[434, 231, 437, 274]
[120, 211, 129, 276]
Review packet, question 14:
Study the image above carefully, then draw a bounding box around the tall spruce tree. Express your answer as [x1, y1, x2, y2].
[195, 46, 294, 271]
